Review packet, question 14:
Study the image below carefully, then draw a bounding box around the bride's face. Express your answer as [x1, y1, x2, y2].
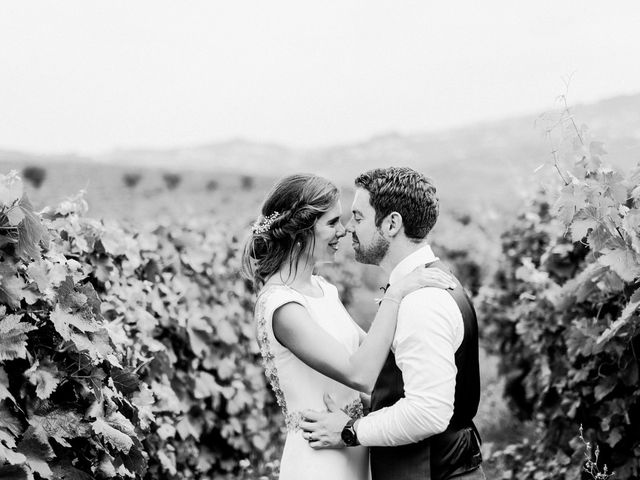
[309, 200, 346, 264]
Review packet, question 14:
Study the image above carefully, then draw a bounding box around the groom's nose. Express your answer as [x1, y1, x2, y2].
[344, 219, 355, 233]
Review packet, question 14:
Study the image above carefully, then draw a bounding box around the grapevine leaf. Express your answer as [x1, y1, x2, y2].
[135, 309, 157, 333]
[157, 449, 177, 475]
[554, 183, 586, 225]
[49, 305, 73, 341]
[120, 440, 147, 476]
[0, 171, 23, 207]
[151, 379, 185, 413]
[0, 404, 22, 440]
[47, 259, 70, 288]
[98, 228, 126, 257]
[4, 206, 25, 226]
[216, 357, 237, 380]
[77, 283, 101, 316]
[0, 315, 37, 361]
[607, 428, 623, 448]
[594, 377, 617, 401]
[50, 305, 100, 343]
[0, 263, 24, 309]
[0, 367, 16, 404]
[30, 410, 88, 448]
[51, 463, 95, 480]
[175, 415, 201, 440]
[69, 333, 101, 360]
[56, 276, 75, 309]
[130, 386, 155, 430]
[187, 328, 210, 358]
[25, 360, 60, 400]
[53, 190, 88, 216]
[622, 360, 639, 387]
[16, 426, 54, 479]
[0, 440, 27, 465]
[69, 330, 112, 361]
[588, 223, 616, 252]
[15, 195, 49, 261]
[598, 248, 640, 282]
[596, 293, 640, 344]
[91, 418, 133, 453]
[215, 318, 238, 345]
[97, 453, 116, 478]
[111, 368, 140, 395]
[569, 217, 597, 243]
[156, 423, 176, 440]
[194, 371, 221, 400]
[105, 412, 135, 436]
[569, 207, 598, 243]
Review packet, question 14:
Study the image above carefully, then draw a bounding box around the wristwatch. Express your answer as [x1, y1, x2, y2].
[341, 418, 360, 447]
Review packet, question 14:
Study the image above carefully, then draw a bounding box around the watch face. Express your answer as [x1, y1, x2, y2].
[341, 428, 355, 445]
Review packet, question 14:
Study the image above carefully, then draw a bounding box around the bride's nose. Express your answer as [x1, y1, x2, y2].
[336, 222, 346, 238]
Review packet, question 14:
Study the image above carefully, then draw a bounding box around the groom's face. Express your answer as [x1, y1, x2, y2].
[347, 188, 389, 265]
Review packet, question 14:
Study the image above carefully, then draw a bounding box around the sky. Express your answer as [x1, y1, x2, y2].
[1, 1, 639, 155]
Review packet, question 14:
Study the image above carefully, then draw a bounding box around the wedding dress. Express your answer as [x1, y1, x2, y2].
[255, 276, 370, 480]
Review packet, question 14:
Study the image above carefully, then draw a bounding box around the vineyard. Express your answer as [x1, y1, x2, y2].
[0, 113, 639, 479]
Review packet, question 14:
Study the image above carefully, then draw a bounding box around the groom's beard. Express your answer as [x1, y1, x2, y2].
[352, 230, 389, 265]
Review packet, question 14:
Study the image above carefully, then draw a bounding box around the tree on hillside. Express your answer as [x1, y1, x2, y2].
[22, 166, 46, 188]
[206, 179, 218, 191]
[241, 175, 254, 191]
[123, 172, 142, 189]
[162, 172, 182, 190]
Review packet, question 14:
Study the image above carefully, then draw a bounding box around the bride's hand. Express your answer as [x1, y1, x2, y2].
[386, 266, 456, 300]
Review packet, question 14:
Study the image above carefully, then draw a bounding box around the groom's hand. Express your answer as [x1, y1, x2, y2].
[300, 394, 350, 449]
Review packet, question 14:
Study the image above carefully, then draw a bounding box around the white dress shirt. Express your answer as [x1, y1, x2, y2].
[356, 245, 464, 446]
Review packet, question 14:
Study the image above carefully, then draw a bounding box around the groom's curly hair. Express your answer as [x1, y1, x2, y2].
[355, 167, 439, 241]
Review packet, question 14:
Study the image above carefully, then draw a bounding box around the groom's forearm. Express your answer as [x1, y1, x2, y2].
[354, 396, 452, 446]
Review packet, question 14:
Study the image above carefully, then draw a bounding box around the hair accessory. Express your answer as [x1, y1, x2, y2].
[252, 211, 281, 234]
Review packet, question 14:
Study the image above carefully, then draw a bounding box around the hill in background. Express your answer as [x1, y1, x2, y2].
[1, 93, 638, 222]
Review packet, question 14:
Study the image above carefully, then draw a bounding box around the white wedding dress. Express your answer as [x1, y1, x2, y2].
[255, 276, 370, 480]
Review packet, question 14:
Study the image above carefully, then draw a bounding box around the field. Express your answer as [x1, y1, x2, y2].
[1, 158, 518, 472]
[1, 120, 638, 479]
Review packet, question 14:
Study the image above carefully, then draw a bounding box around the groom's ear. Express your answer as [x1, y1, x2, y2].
[384, 212, 403, 237]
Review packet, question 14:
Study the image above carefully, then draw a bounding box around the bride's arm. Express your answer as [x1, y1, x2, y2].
[272, 267, 455, 394]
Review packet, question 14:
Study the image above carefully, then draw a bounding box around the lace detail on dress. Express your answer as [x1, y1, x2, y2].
[255, 288, 291, 424]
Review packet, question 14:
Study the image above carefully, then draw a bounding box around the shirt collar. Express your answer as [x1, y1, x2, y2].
[389, 245, 438, 285]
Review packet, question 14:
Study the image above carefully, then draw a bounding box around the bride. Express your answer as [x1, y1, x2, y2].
[242, 173, 455, 480]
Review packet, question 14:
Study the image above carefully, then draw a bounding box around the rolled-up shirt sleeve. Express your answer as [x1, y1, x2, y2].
[356, 288, 462, 446]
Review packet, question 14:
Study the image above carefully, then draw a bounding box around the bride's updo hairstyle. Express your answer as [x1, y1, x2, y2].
[242, 173, 339, 290]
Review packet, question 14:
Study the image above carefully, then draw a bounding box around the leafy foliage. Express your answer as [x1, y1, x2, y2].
[0, 170, 305, 478]
[479, 120, 640, 478]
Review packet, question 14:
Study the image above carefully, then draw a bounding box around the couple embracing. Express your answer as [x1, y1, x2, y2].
[242, 167, 484, 480]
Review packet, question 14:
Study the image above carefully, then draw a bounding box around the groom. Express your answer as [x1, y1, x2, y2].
[300, 167, 484, 480]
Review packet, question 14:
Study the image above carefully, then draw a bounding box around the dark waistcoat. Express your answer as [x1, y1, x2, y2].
[369, 261, 482, 480]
